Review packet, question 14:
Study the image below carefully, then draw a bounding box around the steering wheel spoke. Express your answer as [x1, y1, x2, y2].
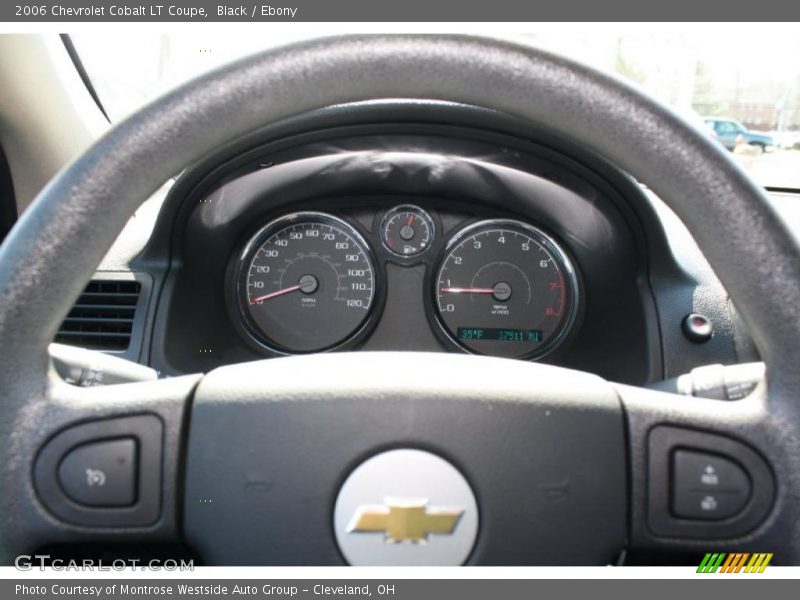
[616, 383, 784, 554]
[0, 372, 200, 563]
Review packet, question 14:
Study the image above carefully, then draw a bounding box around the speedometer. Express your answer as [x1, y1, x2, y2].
[236, 212, 377, 353]
[434, 219, 579, 359]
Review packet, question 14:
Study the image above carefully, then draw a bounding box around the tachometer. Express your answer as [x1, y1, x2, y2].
[237, 212, 377, 353]
[434, 219, 578, 359]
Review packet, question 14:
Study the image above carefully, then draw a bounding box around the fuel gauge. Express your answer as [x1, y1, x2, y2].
[380, 205, 435, 257]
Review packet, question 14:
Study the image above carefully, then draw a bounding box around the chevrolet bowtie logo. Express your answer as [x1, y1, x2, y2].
[347, 498, 464, 543]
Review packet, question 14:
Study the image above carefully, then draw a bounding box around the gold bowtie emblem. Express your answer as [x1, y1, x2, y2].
[348, 498, 463, 543]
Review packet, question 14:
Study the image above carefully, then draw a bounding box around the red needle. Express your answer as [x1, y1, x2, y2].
[407, 214, 415, 226]
[250, 284, 301, 304]
[440, 287, 495, 294]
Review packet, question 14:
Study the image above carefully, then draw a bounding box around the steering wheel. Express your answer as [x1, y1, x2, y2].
[1, 35, 799, 566]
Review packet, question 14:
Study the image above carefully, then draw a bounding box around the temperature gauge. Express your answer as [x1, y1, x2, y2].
[380, 205, 435, 257]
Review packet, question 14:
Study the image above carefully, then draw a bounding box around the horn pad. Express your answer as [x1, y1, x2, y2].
[182, 353, 626, 565]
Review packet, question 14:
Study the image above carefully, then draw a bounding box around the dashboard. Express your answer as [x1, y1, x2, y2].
[79, 101, 770, 386]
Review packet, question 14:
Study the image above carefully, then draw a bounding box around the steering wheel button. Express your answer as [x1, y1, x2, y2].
[671, 450, 751, 520]
[673, 490, 747, 521]
[57, 438, 137, 507]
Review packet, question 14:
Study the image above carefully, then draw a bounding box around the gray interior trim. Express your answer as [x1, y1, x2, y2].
[0, 34, 107, 212]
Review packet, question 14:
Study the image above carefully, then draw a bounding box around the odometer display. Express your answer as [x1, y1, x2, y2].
[434, 220, 578, 359]
[237, 212, 376, 353]
[457, 328, 543, 342]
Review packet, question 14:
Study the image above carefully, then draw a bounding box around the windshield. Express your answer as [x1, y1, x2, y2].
[71, 25, 800, 189]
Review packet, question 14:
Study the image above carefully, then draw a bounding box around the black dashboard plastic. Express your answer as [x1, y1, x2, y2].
[90, 102, 748, 386]
[156, 131, 652, 383]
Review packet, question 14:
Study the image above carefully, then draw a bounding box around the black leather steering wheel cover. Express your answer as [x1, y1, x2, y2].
[0, 34, 799, 559]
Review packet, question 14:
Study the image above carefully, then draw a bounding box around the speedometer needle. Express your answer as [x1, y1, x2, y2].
[250, 284, 301, 304]
[440, 287, 495, 294]
[250, 274, 319, 304]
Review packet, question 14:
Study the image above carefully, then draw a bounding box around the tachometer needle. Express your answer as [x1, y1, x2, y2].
[250, 284, 301, 304]
[440, 287, 495, 294]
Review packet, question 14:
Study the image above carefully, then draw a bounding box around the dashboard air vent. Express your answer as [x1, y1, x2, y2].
[55, 280, 142, 351]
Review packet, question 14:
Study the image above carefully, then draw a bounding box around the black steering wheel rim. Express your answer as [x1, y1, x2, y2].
[0, 34, 798, 563]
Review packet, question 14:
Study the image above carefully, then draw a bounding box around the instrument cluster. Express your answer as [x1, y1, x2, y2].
[233, 203, 580, 360]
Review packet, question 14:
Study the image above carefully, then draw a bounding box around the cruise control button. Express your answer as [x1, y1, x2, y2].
[58, 438, 137, 507]
[674, 450, 751, 491]
[672, 490, 749, 520]
[672, 450, 751, 520]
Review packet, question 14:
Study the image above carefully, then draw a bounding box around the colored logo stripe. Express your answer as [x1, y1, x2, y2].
[745, 553, 773, 573]
[697, 553, 726, 573]
[697, 552, 772, 573]
[721, 553, 749, 573]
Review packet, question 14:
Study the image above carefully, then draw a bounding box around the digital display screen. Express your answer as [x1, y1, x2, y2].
[457, 328, 543, 342]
